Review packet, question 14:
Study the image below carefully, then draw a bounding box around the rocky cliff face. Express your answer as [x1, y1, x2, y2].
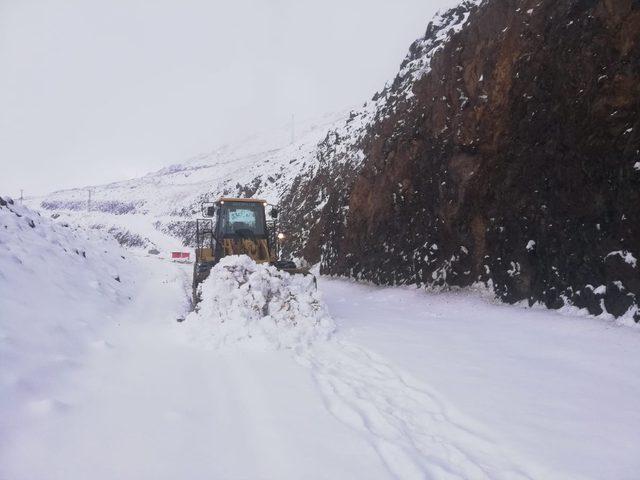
[283, 0, 640, 319]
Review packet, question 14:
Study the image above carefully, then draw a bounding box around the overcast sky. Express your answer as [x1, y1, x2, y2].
[0, 0, 456, 197]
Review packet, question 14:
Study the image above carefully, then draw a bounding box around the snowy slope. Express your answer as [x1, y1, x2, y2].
[26, 4, 480, 253]
[27, 2, 485, 259]
[27, 110, 349, 253]
[0, 195, 137, 450]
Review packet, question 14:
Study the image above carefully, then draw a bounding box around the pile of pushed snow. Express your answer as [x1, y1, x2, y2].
[185, 255, 334, 350]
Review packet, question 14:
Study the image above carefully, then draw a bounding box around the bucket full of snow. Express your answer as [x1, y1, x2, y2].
[184, 255, 334, 350]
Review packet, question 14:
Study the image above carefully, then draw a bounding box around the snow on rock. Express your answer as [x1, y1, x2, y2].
[397, 0, 479, 87]
[185, 256, 334, 350]
[606, 250, 638, 268]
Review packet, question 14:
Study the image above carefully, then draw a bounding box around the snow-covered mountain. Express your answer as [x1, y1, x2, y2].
[29, 0, 640, 320]
[29, 4, 474, 254]
[29, 110, 350, 252]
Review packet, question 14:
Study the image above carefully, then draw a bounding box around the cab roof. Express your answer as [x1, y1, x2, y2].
[217, 197, 267, 204]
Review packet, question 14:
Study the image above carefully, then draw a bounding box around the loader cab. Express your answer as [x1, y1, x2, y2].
[197, 198, 276, 260]
[192, 196, 310, 304]
[215, 199, 268, 240]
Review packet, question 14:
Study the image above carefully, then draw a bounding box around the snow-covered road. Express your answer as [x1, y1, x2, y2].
[320, 282, 640, 480]
[2, 259, 390, 480]
[2, 257, 639, 480]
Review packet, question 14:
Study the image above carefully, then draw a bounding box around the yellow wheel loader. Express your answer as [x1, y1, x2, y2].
[192, 197, 311, 303]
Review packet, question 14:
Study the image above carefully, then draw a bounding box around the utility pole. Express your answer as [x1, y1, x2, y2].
[20, 189, 23, 204]
[291, 113, 295, 145]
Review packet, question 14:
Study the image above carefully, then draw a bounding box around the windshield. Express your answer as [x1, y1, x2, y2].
[217, 202, 266, 237]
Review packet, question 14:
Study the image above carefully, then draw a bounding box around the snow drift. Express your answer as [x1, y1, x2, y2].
[185, 256, 334, 350]
[0, 195, 135, 437]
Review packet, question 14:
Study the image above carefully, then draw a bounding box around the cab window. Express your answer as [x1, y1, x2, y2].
[218, 202, 266, 236]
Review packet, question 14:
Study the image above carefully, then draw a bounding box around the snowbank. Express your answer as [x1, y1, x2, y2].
[0, 196, 136, 432]
[185, 255, 334, 350]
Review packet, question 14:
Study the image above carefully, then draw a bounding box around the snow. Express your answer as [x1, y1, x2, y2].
[185, 255, 333, 350]
[321, 280, 640, 480]
[605, 250, 637, 268]
[507, 260, 521, 276]
[1, 257, 388, 480]
[634, 161, 640, 171]
[0, 199, 136, 454]
[3, 221, 639, 480]
[4, 0, 639, 475]
[397, 3, 478, 87]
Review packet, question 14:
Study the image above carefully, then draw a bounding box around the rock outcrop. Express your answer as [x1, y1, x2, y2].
[282, 0, 640, 319]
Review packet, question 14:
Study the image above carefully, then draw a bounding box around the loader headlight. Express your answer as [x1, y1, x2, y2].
[277, 232, 285, 240]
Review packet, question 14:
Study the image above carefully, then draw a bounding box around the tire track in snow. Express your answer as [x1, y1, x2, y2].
[297, 340, 568, 480]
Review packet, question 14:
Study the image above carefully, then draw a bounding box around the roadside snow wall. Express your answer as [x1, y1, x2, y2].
[185, 255, 334, 349]
[0, 195, 135, 434]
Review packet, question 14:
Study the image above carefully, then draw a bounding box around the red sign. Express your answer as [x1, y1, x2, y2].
[171, 252, 190, 259]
